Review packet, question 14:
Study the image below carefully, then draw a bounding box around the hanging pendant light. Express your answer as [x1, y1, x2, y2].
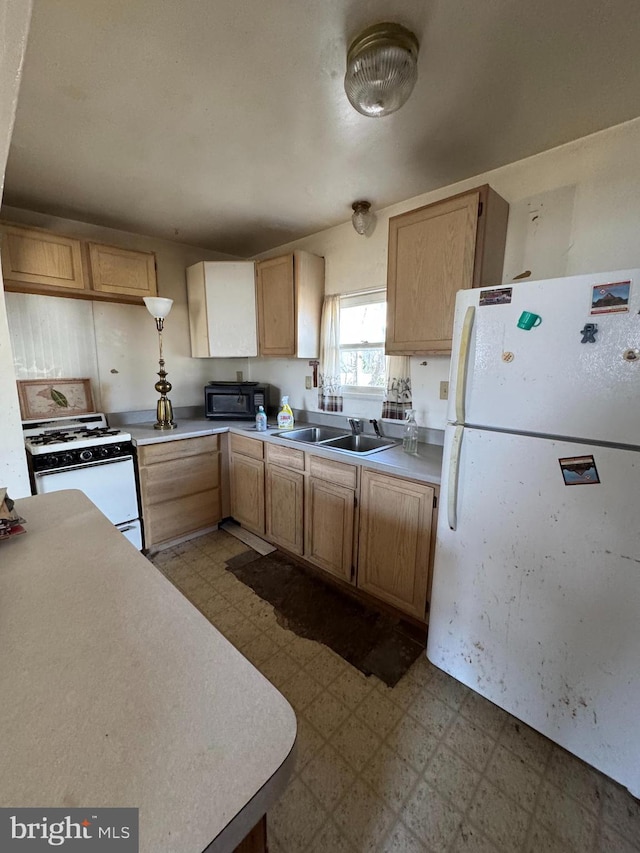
[344, 22, 419, 118]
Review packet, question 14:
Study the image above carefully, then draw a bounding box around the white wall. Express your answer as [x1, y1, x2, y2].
[0, 0, 32, 497]
[3, 208, 237, 416]
[216, 116, 640, 429]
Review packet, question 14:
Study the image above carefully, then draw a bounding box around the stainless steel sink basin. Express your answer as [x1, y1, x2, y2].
[274, 426, 350, 443]
[320, 434, 397, 454]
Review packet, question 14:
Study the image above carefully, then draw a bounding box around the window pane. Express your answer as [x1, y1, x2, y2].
[340, 350, 358, 387]
[340, 347, 385, 388]
[340, 302, 386, 346]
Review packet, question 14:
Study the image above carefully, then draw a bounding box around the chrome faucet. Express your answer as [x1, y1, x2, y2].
[348, 417, 362, 435]
[369, 419, 382, 438]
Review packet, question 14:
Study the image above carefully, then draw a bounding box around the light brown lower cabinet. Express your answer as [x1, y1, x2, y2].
[305, 455, 357, 583]
[228, 434, 437, 621]
[137, 434, 221, 549]
[265, 464, 304, 554]
[358, 469, 434, 620]
[264, 443, 304, 554]
[230, 434, 265, 536]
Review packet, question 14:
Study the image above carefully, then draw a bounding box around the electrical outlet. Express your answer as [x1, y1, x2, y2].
[305, 376, 312, 390]
[236, 371, 243, 382]
[440, 381, 449, 400]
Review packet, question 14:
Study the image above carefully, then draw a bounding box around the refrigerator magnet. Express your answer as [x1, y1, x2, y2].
[590, 280, 630, 315]
[479, 287, 512, 306]
[559, 455, 600, 486]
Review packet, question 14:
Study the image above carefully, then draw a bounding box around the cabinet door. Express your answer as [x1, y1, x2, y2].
[88, 242, 157, 299]
[186, 261, 257, 357]
[305, 477, 355, 583]
[358, 470, 434, 620]
[230, 453, 265, 535]
[255, 254, 295, 356]
[265, 464, 304, 555]
[386, 189, 480, 355]
[1, 224, 86, 291]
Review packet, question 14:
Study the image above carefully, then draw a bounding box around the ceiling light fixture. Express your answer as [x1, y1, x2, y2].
[344, 22, 419, 118]
[351, 200, 374, 235]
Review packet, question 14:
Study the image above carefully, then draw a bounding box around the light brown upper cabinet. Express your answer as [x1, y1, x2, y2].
[386, 185, 509, 355]
[255, 250, 324, 358]
[1, 224, 86, 292]
[0, 222, 158, 305]
[87, 242, 157, 300]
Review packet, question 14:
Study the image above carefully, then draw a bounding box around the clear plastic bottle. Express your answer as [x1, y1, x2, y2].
[277, 396, 294, 429]
[402, 408, 419, 455]
[255, 405, 267, 431]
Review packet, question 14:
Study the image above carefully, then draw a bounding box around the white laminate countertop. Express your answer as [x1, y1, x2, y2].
[125, 419, 444, 486]
[0, 490, 297, 853]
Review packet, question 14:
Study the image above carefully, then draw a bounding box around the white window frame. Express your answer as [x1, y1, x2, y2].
[339, 288, 386, 399]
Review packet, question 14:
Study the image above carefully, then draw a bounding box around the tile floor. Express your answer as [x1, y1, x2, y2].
[149, 529, 640, 853]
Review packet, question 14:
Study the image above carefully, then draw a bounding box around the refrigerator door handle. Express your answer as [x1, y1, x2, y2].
[447, 425, 464, 530]
[455, 306, 475, 424]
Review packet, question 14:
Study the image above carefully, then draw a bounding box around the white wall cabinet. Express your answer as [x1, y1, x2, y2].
[186, 261, 258, 357]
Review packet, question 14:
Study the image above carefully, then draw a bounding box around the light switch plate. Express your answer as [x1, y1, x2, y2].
[236, 371, 243, 382]
[305, 376, 312, 390]
[440, 381, 449, 400]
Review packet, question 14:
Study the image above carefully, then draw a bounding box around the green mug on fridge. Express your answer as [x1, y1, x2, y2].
[517, 310, 542, 330]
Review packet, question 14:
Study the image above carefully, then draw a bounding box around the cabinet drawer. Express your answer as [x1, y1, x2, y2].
[230, 433, 264, 459]
[266, 442, 305, 471]
[144, 488, 221, 547]
[138, 434, 219, 465]
[307, 454, 357, 489]
[140, 452, 219, 505]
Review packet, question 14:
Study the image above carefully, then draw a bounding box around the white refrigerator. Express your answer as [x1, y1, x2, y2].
[426, 269, 640, 796]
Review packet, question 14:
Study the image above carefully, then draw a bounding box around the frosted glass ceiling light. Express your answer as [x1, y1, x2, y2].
[344, 22, 419, 118]
[352, 200, 373, 235]
[143, 296, 177, 430]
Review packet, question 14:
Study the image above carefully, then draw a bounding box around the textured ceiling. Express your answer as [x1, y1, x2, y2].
[4, 0, 640, 257]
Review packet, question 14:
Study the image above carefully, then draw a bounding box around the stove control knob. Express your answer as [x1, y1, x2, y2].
[112, 444, 122, 455]
[80, 449, 93, 462]
[62, 453, 75, 466]
[98, 446, 110, 458]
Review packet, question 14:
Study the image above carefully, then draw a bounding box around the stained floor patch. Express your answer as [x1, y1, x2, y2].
[226, 549, 424, 686]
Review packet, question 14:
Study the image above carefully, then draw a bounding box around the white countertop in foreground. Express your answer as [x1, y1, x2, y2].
[125, 419, 444, 486]
[0, 490, 296, 853]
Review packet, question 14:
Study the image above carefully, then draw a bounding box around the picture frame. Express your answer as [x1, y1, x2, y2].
[17, 378, 94, 421]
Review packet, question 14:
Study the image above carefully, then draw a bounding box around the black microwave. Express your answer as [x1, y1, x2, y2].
[204, 382, 270, 420]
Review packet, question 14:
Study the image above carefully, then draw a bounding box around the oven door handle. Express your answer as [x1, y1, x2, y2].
[34, 455, 134, 477]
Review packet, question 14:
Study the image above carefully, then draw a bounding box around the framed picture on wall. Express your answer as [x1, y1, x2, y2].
[17, 378, 95, 420]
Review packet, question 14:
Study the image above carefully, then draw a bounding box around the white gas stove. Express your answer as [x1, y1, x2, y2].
[23, 413, 142, 549]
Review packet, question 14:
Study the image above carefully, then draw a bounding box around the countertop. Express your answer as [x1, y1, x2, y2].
[0, 490, 297, 853]
[125, 419, 444, 486]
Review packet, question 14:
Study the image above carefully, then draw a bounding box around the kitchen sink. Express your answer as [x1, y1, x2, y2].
[321, 434, 397, 455]
[274, 426, 350, 443]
